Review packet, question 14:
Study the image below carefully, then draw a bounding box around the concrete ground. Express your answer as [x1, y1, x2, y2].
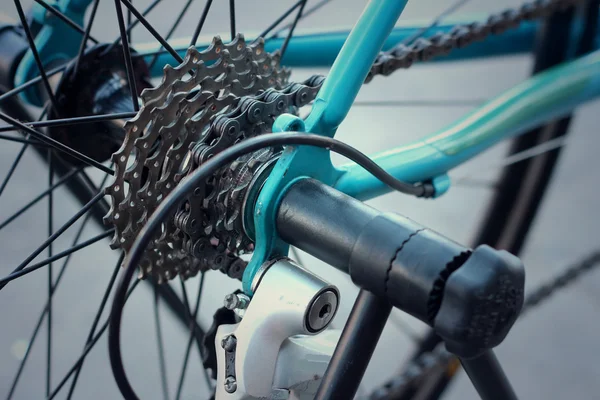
[1, 0, 599, 399]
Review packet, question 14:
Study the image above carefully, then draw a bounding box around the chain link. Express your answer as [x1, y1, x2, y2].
[106, 0, 598, 391]
[366, 0, 585, 83]
[105, 35, 292, 282]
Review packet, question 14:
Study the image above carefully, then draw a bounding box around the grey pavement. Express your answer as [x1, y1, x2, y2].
[0, 0, 599, 399]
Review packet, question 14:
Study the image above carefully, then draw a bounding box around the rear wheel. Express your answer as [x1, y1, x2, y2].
[0, 1, 598, 399]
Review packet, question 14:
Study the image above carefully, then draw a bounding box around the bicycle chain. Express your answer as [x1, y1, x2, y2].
[366, 0, 585, 82]
[177, 75, 324, 266]
[106, 0, 587, 291]
[102, 0, 595, 393]
[370, 250, 600, 399]
[105, 34, 326, 282]
[104, 34, 293, 282]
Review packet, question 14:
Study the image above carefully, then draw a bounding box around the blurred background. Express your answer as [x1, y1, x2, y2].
[0, 0, 599, 398]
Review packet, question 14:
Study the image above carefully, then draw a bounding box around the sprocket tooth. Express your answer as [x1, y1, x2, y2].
[105, 33, 304, 282]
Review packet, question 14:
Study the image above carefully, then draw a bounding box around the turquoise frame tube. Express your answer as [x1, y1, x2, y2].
[14, 1, 600, 292]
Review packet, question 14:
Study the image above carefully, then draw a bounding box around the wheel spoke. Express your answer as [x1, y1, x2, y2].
[0, 229, 114, 286]
[106, 0, 165, 54]
[270, 0, 331, 38]
[179, 277, 193, 321]
[0, 111, 114, 175]
[0, 191, 105, 290]
[73, 0, 101, 77]
[0, 134, 52, 146]
[0, 65, 66, 106]
[5, 168, 109, 400]
[0, 112, 137, 133]
[190, 0, 213, 46]
[0, 168, 81, 231]
[279, 0, 307, 59]
[128, 0, 133, 42]
[0, 107, 49, 198]
[175, 273, 206, 400]
[258, 0, 303, 39]
[154, 285, 170, 400]
[402, 0, 470, 46]
[0, 144, 28, 199]
[32, 0, 99, 44]
[118, 0, 184, 64]
[47, 279, 141, 400]
[453, 136, 567, 187]
[149, 0, 196, 70]
[114, 0, 140, 112]
[13, 0, 60, 111]
[46, 152, 54, 397]
[229, 0, 236, 41]
[65, 253, 125, 399]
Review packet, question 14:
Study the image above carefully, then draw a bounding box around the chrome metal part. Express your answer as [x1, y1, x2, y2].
[104, 35, 292, 282]
[214, 258, 339, 399]
[306, 289, 338, 333]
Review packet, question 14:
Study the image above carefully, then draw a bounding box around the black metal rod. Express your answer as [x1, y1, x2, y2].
[315, 290, 391, 399]
[277, 178, 379, 271]
[114, 0, 140, 112]
[148, 0, 195, 69]
[13, 0, 60, 111]
[0, 133, 52, 146]
[0, 65, 66, 105]
[48, 279, 140, 400]
[280, 0, 306, 59]
[3, 167, 96, 400]
[257, 0, 303, 39]
[270, 0, 331, 38]
[73, 0, 101, 77]
[460, 351, 518, 400]
[66, 253, 124, 399]
[0, 111, 114, 174]
[229, 0, 236, 41]
[32, 0, 99, 43]
[0, 191, 105, 290]
[0, 229, 114, 285]
[118, 0, 184, 63]
[190, 0, 213, 46]
[0, 111, 136, 132]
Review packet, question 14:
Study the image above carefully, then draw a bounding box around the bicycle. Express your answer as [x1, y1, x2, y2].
[0, 0, 599, 398]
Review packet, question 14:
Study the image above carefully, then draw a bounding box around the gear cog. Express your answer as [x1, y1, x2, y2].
[104, 35, 290, 282]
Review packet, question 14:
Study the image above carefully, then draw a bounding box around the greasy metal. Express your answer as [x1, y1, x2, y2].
[104, 35, 291, 282]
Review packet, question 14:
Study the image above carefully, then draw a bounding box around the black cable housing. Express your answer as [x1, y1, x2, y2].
[108, 132, 434, 399]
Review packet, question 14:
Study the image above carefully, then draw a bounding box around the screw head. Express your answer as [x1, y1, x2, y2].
[224, 376, 237, 393]
[221, 335, 237, 352]
[223, 293, 239, 310]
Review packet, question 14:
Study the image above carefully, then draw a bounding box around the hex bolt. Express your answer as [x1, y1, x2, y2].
[224, 376, 237, 393]
[221, 335, 237, 352]
[223, 293, 250, 310]
[223, 293, 239, 310]
[306, 289, 338, 333]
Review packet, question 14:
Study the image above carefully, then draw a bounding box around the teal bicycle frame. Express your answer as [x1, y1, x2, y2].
[16, 0, 600, 292]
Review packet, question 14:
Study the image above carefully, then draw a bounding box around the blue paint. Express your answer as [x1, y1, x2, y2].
[334, 50, 600, 201]
[20, 0, 600, 296]
[15, 0, 91, 105]
[242, 0, 410, 293]
[138, 19, 549, 79]
[242, 115, 342, 293]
